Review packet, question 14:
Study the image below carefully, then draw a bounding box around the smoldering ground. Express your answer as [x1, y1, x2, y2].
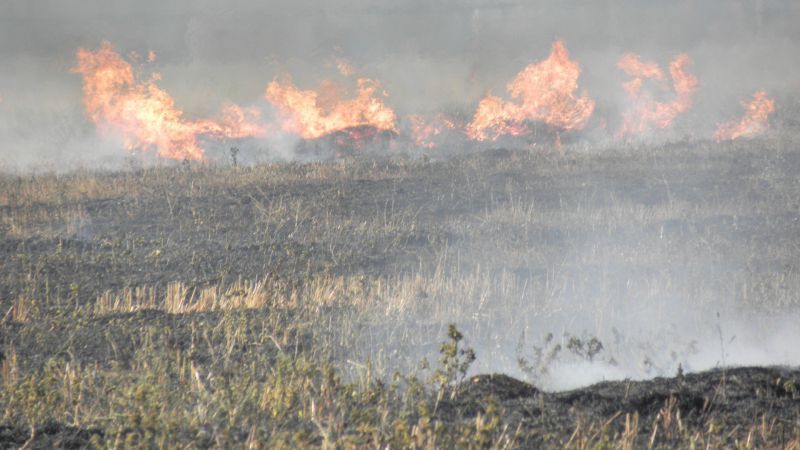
[3, 139, 800, 393]
[340, 139, 800, 391]
[4, 139, 800, 449]
[2, 0, 800, 393]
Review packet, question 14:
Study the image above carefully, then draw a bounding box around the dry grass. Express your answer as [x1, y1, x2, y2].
[94, 279, 273, 315]
[3, 297, 39, 324]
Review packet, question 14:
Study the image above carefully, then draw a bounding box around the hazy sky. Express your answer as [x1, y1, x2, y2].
[1, 0, 799, 167]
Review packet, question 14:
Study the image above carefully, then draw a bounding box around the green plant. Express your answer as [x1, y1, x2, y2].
[432, 324, 476, 395]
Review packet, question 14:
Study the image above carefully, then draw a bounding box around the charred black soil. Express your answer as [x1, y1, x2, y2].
[2, 138, 800, 447]
[2, 366, 799, 448]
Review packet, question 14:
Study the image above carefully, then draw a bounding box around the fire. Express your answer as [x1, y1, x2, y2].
[466, 40, 595, 141]
[617, 53, 698, 138]
[217, 104, 269, 140]
[67, 41, 783, 158]
[264, 75, 397, 140]
[73, 42, 266, 161]
[714, 91, 775, 141]
[467, 96, 531, 141]
[407, 114, 458, 148]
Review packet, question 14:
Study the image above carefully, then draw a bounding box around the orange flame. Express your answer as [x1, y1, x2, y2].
[714, 91, 775, 142]
[264, 75, 397, 140]
[73, 42, 266, 161]
[408, 114, 458, 148]
[466, 40, 595, 141]
[617, 53, 698, 138]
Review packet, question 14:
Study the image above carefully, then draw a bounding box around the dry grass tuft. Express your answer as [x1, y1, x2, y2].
[94, 279, 274, 315]
[4, 297, 39, 324]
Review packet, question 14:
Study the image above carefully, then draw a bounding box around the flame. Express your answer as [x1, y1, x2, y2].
[467, 95, 532, 141]
[714, 91, 775, 141]
[466, 40, 595, 141]
[617, 53, 698, 138]
[408, 114, 458, 148]
[264, 75, 397, 140]
[73, 42, 266, 161]
[331, 125, 391, 151]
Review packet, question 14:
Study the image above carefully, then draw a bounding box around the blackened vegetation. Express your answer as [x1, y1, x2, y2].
[0, 424, 103, 450]
[2, 358, 799, 447]
[295, 126, 398, 161]
[2, 137, 800, 447]
[454, 366, 800, 447]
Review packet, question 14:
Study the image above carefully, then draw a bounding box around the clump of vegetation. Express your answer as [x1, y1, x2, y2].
[434, 324, 477, 393]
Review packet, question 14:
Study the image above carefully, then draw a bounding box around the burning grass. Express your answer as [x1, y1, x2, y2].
[715, 91, 777, 142]
[61, 39, 780, 164]
[616, 53, 698, 138]
[265, 76, 398, 140]
[73, 42, 266, 161]
[466, 40, 595, 141]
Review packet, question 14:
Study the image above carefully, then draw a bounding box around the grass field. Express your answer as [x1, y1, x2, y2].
[2, 135, 800, 448]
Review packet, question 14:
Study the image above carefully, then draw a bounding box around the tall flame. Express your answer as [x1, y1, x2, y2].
[73, 42, 266, 161]
[466, 40, 595, 141]
[714, 91, 775, 142]
[264, 76, 397, 140]
[617, 53, 698, 138]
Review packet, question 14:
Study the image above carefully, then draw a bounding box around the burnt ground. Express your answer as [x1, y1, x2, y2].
[456, 366, 800, 447]
[1, 365, 798, 448]
[3, 140, 799, 304]
[2, 137, 800, 447]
